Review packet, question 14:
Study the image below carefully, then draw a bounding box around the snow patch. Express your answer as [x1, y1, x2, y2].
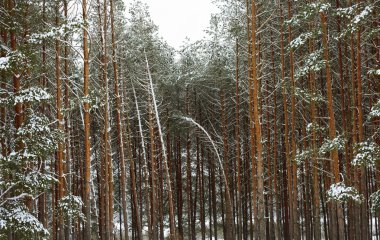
[369, 100, 380, 119]
[353, 6, 373, 24]
[352, 141, 380, 167]
[370, 190, 380, 213]
[14, 87, 51, 105]
[319, 136, 345, 155]
[327, 182, 363, 203]
[0, 56, 10, 70]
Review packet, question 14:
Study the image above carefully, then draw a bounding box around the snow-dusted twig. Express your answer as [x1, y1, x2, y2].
[0, 181, 21, 203]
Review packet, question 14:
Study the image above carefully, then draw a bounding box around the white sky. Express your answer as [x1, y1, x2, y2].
[131, 0, 218, 49]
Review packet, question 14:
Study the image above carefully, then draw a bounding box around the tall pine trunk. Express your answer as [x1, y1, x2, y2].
[250, 1, 265, 238]
[82, 0, 92, 237]
[320, 6, 345, 239]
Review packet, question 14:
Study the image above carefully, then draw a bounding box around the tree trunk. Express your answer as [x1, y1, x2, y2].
[109, 0, 132, 238]
[280, 6, 291, 239]
[82, 0, 92, 237]
[355, 6, 369, 237]
[37, 0, 47, 229]
[308, 37, 321, 240]
[287, 2, 300, 239]
[251, 1, 265, 238]
[235, 38, 243, 240]
[55, 2, 65, 239]
[221, 91, 234, 240]
[270, 29, 281, 240]
[320, 8, 345, 238]
[185, 87, 193, 240]
[148, 97, 158, 240]
[176, 135, 184, 239]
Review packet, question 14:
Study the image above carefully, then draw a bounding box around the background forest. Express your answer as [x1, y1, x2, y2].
[1, 0, 380, 239]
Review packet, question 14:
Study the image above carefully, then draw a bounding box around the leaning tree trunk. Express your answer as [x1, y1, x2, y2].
[133, 85, 150, 240]
[144, 53, 177, 240]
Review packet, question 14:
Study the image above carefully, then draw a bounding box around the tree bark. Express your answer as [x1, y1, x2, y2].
[287, 2, 300, 238]
[251, 1, 265, 238]
[109, 0, 132, 238]
[320, 8, 345, 239]
[280, 6, 291, 239]
[82, 0, 92, 237]
[308, 37, 321, 240]
[55, 2, 65, 239]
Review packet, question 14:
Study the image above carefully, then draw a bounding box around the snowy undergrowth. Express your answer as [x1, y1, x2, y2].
[0, 202, 49, 239]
